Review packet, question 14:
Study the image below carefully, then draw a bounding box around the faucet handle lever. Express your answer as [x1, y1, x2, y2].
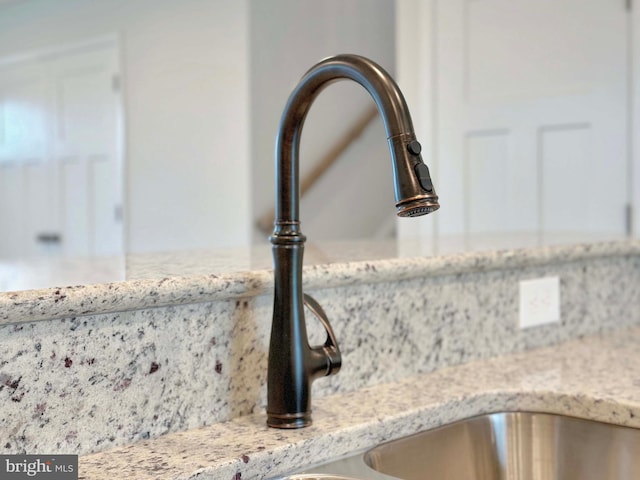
[304, 293, 342, 377]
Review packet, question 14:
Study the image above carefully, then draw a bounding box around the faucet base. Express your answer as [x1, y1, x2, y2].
[267, 411, 312, 429]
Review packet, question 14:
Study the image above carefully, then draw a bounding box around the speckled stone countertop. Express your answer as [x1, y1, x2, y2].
[2, 236, 639, 473]
[1, 237, 637, 324]
[78, 325, 640, 479]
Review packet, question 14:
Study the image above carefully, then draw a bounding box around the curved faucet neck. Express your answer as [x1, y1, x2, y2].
[273, 54, 415, 231]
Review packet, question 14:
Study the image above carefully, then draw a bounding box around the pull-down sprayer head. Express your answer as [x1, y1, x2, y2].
[389, 135, 440, 217]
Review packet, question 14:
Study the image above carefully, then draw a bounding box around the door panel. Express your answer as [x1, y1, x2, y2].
[25, 162, 57, 257]
[465, 130, 522, 233]
[540, 124, 593, 232]
[61, 156, 89, 257]
[435, 0, 629, 238]
[91, 155, 120, 256]
[0, 164, 24, 257]
[0, 71, 48, 162]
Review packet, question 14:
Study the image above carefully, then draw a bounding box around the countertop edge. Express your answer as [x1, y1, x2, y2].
[2, 239, 638, 324]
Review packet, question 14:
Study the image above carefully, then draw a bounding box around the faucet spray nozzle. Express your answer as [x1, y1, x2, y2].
[397, 197, 440, 217]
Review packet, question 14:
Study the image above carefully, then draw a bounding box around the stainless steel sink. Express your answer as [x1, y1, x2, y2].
[283, 476, 362, 480]
[365, 411, 640, 480]
[280, 412, 640, 480]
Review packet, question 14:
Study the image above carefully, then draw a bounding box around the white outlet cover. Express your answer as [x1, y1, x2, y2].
[519, 276, 560, 328]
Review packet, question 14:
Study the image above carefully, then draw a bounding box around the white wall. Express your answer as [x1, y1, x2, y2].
[0, 0, 251, 254]
[249, 0, 398, 244]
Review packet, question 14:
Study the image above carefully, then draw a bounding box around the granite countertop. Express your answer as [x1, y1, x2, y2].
[78, 324, 640, 480]
[2, 238, 638, 325]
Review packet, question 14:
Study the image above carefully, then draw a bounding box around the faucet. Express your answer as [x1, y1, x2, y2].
[267, 54, 440, 429]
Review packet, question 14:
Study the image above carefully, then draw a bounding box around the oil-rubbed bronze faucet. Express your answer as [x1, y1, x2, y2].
[267, 54, 440, 429]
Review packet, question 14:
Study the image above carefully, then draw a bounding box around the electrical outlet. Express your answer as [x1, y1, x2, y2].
[519, 276, 560, 329]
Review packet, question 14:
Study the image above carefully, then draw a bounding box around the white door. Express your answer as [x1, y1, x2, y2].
[0, 41, 124, 259]
[0, 60, 53, 258]
[399, 0, 630, 243]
